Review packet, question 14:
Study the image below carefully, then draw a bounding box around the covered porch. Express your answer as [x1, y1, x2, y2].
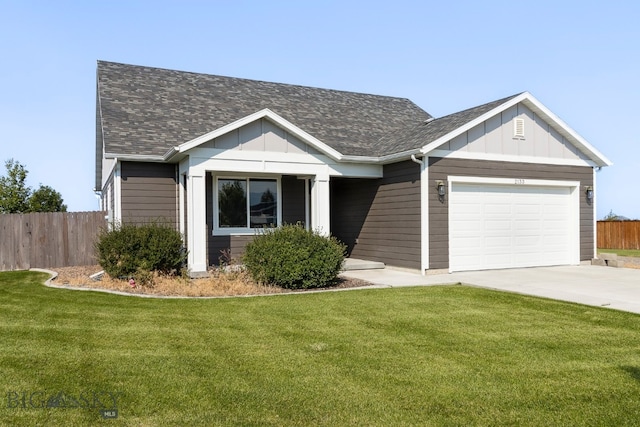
[168, 111, 383, 275]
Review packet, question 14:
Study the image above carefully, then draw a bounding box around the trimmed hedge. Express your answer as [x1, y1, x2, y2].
[95, 221, 187, 279]
[243, 225, 346, 289]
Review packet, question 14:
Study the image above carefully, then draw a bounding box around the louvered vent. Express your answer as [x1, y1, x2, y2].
[514, 118, 525, 137]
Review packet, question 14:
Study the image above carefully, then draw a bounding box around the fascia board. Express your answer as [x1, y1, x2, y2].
[104, 152, 165, 161]
[165, 109, 345, 162]
[378, 148, 422, 164]
[420, 92, 612, 168]
[340, 155, 382, 164]
[341, 148, 423, 165]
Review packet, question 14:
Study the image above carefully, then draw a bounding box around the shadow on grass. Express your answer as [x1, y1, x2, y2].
[620, 365, 640, 382]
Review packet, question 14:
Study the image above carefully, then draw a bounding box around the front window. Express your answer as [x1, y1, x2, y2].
[218, 179, 247, 228]
[217, 177, 278, 231]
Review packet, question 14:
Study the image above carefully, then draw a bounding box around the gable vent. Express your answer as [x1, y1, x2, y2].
[514, 118, 525, 137]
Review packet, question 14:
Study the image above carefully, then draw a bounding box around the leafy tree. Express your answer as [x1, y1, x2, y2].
[28, 185, 67, 213]
[0, 159, 30, 213]
[602, 210, 629, 221]
[0, 159, 67, 213]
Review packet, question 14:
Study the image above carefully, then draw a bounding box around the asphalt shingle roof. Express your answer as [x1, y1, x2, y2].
[97, 61, 433, 158]
[95, 61, 531, 190]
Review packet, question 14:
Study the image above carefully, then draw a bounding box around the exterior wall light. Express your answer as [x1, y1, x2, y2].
[436, 180, 446, 197]
[585, 186, 594, 202]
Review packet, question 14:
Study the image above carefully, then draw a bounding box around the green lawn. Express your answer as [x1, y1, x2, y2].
[598, 248, 640, 257]
[2, 271, 640, 426]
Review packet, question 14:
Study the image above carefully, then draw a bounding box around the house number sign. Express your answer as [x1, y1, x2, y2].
[514, 179, 526, 185]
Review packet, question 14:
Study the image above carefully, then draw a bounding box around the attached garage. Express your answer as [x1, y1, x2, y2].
[448, 177, 580, 272]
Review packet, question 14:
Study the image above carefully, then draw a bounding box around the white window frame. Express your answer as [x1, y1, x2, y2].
[213, 174, 282, 235]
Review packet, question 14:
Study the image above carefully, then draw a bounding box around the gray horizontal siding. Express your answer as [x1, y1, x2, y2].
[331, 160, 421, 270]
[209, 235, 255, 265]
[428, 157, 594, 270]
[120, 162, 178, 225]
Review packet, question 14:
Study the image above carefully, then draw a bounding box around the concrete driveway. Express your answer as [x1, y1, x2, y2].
[341, 265, 640, 314]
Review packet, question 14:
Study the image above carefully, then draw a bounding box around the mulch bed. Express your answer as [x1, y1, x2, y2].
[47, 257, 640, 297]
[51, 265, 374, 297]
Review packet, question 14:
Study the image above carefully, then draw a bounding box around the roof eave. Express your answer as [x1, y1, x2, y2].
[104, 153, 166, 162]
[378, 148, 422, 164]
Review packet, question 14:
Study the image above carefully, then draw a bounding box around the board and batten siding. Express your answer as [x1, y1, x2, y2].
[120, 162, 179, 224]
[428, 157, 594, 270]
[200, 118, 321, 155]
[441, 102, 590, 162]
[207, 175, 307, 265]
[331, 160, 421, 270]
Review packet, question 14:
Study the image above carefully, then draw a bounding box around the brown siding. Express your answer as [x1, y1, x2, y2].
[428, 157, 594, 269]
[120, 162, 178, 225]
[332, 160, 421, 269]
[282, 176, 306, 225]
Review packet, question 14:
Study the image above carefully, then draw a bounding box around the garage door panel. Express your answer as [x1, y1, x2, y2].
[485, 220, 510, 232]
[514, 220, 539, 231]
[485, 255, 508, 266]
[485, 236, 512, 248]
[513, 237, 540, 248]
[449, 182, 577, 272]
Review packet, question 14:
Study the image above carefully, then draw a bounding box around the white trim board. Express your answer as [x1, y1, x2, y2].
[447, 176, 580, 188]
[428, 149, 598, 167]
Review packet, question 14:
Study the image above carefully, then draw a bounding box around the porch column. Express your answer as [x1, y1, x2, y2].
[311, 173, 331, 235]
[187, 171, 208, 276]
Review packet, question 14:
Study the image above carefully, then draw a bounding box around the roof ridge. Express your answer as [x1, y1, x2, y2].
[96, 60, 422, 104]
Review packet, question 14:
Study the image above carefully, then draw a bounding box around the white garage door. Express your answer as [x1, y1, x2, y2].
[449, 182, 578, 272]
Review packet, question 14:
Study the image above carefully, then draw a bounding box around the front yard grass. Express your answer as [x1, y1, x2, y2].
[2, 271, 640, 426]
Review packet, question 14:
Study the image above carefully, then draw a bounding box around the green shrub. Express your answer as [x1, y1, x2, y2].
[95, 221, 187, 279]
[243, 224, 346, 289]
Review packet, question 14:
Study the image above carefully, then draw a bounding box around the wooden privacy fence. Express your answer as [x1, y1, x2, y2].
[0, 211, 107, 271]
[597, 220, 640, 250]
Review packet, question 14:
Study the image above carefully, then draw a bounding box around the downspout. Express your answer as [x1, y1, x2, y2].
[410, 154, 423, 165]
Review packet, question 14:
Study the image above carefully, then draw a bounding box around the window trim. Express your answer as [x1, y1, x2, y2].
[213, 174, 282, 235]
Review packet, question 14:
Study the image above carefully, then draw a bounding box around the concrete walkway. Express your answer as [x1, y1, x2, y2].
[341, 265, 640, 314]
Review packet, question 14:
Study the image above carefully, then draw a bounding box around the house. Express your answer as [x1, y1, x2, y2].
[95, 61, 611, 276]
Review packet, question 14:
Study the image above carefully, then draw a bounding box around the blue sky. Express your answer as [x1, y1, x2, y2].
[1, 0, 638, 219]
